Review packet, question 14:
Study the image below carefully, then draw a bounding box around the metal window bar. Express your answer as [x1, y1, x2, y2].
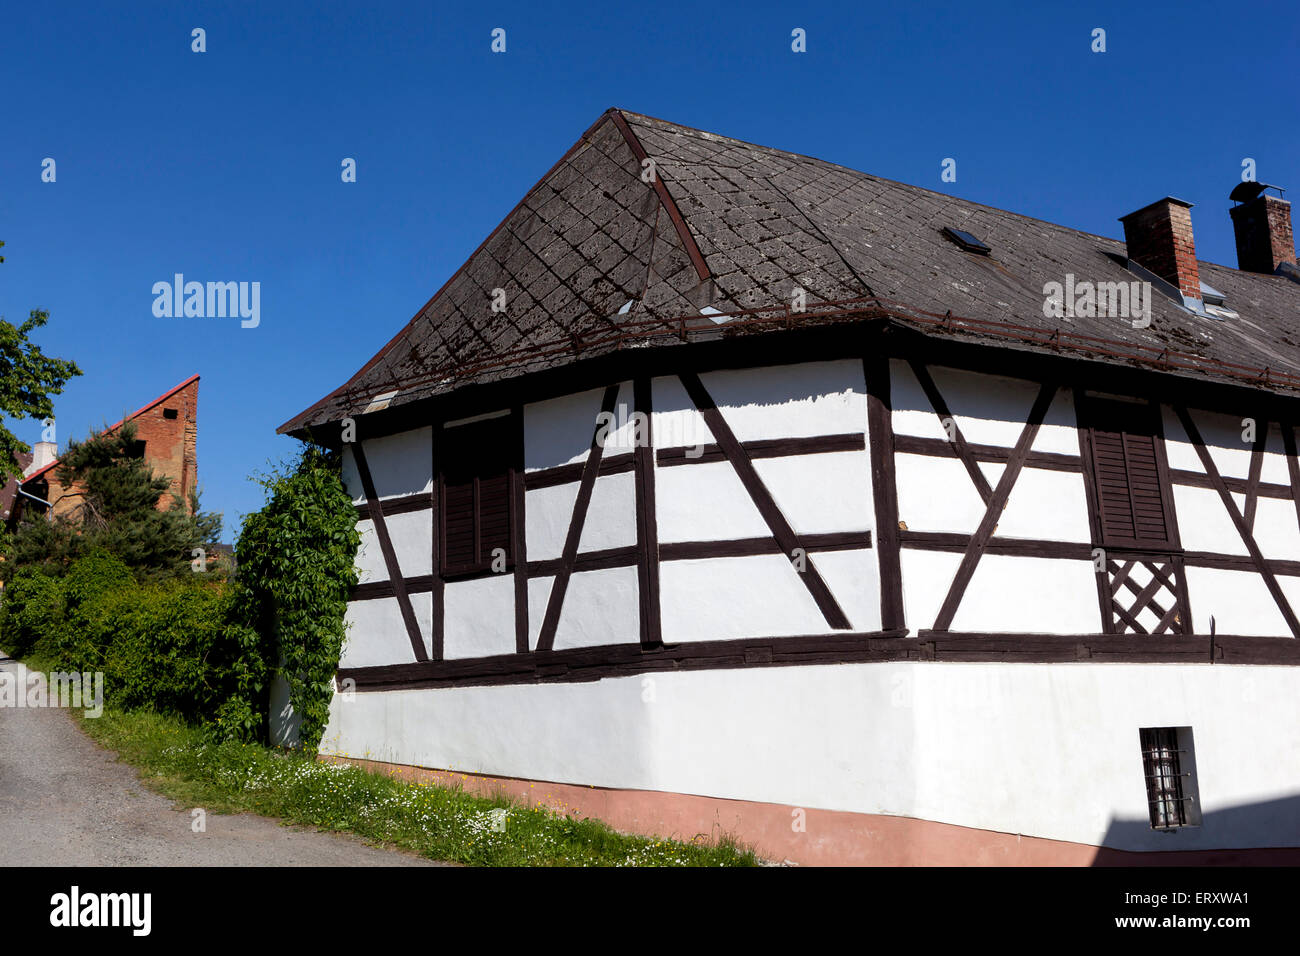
[1139, 728, 1188, 828]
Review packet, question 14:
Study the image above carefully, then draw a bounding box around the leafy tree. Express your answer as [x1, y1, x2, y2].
[5, 421, 221, 579]
[0, 240, 83, 481]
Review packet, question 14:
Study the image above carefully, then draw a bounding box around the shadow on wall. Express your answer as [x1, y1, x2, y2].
[1091, 792, 1300, 866]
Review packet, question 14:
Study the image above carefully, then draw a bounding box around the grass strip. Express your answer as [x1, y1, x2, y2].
[71, 704, 758, 867]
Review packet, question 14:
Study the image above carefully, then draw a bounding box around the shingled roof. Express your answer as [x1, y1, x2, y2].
[279, 108, 1300, 434]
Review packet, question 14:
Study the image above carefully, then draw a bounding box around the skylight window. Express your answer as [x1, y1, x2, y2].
[1199, 280, 1239, 320]
[942, 227, 991, 255]
[1198, 281, 1226, 306]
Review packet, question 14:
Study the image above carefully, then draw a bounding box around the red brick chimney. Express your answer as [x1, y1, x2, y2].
[1230, 186, 1296, 274]
[1119, 198, 1201, 305]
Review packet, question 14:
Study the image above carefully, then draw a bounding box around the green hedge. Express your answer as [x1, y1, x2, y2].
[4, 551, 247, 725]
[0, 568, 65, 658]
[0, 446, 358, 750]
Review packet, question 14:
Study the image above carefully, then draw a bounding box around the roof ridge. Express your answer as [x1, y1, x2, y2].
[617, 109, 1135, 248]
[608, 109, 710, 283]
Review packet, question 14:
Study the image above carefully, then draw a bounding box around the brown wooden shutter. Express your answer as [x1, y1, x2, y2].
[1084, 400, 1175, 549]
[439, 415, 516, 575]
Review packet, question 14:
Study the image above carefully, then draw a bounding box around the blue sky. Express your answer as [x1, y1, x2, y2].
[1, 0, 1296, 537]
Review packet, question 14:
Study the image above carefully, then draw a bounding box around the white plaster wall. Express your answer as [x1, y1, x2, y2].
[341, 428, 433, 501]
[341, 359, 884, 672]
[339, 594, 433, 666]
[995, 468, 1091, 542]
[1164, 407, 1255, 480]
[320, 660, 1300, 852]
[652, 359, 866, 446]
[315, 360, 1300, 854]
[1183, 566, 1293, 637]
[656, 461, 770, 543]
[652, 362, 873, 563]
[891, 362, 1098, 634]
[523, 382, 634, 471]
[1171, 485, 1248, 556]
[895, 455, 987, 533]
[1252, 496, 1300, 562]
[443, 575, 516, 659]
[525, 471, 636, 561]
[901, 549, 1100, 634]
[546, 566, 641, 651]
[891, 360, 1080, 456]
[1165, 408, 1300, 565]
[659, 549, 878, 641]
[354, 511, 433, 584]
[753, 451, 874, 535]
[655, 449, 877, 544]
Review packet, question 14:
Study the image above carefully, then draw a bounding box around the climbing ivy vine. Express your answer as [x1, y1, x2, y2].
[232, 445, 359, 753]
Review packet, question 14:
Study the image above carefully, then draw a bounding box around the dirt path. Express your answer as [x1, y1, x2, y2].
[0, 656, 440, 866]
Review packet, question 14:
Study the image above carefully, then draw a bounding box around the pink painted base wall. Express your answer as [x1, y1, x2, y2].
[320, 755, 1300, 866]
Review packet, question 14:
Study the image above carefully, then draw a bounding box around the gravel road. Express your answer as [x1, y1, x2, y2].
[0, 655, 439, 866]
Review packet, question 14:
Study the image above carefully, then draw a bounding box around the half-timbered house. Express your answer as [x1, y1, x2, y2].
[277, 109, 1300, 864]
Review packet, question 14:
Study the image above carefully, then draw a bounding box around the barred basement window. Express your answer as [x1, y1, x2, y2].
[1139, 727, 1200, 830]
[438, 413, 516, 576]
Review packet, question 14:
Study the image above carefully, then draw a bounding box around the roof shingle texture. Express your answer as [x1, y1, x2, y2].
[280, 109, 1300, 433]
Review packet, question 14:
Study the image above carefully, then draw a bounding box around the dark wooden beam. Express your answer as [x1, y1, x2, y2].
[660, 530, 872, 561]
[679, 370, 852, 630]
[353, 440, 428, 662]
[511, 406, 529, 654]
[608, 110, 711, 283]
[656, 433, 864, 467]
[900, 530, 1092, 560]
[633, 377, 662, 648]
[930, 382, 1058, 632]
[1074, 386, 1115, 634]
[430, 424, 444, 659]
[524, 453, 635, 490]
[1244, 417, 1267, 533]
[907, 359, 993, 504]
[893, 434, 1081, 474]
[1284, 424, 1300, 534]
[1166, 468, 1293, 500]
[352, 492, 433, 520]
[1174, 406, 1300, 638]
[336, 629, 1300, 692]
[865, 351, 905, 632]
[535, 384, 622, 652]
[340, 628, 912, 692]
[360, 532, 874, 598]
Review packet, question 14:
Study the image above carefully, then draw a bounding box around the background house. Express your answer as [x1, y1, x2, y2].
[6, 374, 200, 528]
